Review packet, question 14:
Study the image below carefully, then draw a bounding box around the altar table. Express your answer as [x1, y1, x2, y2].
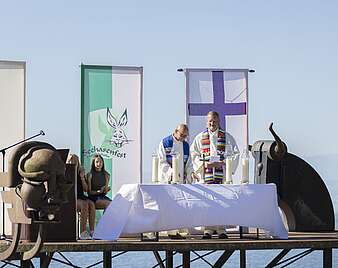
[93, 183, 288, 240]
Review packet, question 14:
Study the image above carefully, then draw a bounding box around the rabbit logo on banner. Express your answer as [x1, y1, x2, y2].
[85, 108, 132, 159]
[106, 108, 130, 148]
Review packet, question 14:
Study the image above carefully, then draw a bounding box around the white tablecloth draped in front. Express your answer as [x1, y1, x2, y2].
[93, 183, 288, 240]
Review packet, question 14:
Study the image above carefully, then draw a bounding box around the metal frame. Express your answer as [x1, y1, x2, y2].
[184, 69, 190, 142]
[266, 248, 314, 267]
[0, 247, 335, 268]
[245, 70, 249, 146]
[183, 68, 250, 72]
[139, 67, 143, 183]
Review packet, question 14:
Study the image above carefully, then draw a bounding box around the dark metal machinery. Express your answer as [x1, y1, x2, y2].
[251, 123, 335, 231]
[0, 141, 75, 261]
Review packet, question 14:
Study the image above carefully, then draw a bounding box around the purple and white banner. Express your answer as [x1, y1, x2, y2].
[185, 69, 248, 181]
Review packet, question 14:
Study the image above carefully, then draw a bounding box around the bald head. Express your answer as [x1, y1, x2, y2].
[176, 124, 188, 132]
[173, 124, 189, 142]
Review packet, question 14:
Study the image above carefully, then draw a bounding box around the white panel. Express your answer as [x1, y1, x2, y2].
[111, 70, 142, 195]
[188, 71, 213, 103]
[0, 61, 25, 236]
[188, 115, 207, 144]
[224, 71, 247, 103]
[226, 114, 248, 183]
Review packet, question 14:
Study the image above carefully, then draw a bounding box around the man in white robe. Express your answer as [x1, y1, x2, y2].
[158, 124, 193, 239]
[190, 111, 239, 239]
[158, 124, 193, 184]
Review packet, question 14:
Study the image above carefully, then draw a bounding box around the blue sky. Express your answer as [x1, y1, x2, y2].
[1, 1, 338, 192]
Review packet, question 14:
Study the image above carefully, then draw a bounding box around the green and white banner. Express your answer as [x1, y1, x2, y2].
[81, 65, 142, 196]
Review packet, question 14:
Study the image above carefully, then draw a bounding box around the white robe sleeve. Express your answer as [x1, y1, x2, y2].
[184, 155, 193, 184]
[158, 141, 172, 183]
[190, 134, 204, 180]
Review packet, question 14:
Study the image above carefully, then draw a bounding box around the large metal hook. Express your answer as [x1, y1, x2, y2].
[0, 189, 45, 261]
[268, 122, 287, 160]
[22, 223, 45, 260]
[0, 223, 21, 260]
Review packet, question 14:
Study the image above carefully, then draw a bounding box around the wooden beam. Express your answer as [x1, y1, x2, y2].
[103, 251, 112, 268]
[40, 252, 53, 268]
[182, 251, 190, 268]
[153, 251, 165, 268]
[20, 259, 33, 268]
[213, 250, 234, 268]
[165, 251, 173, 268]
[240, 250, 246, 268]
[266, 249, 291, 268]
[323, 248, 332, 268]
[2, 232, 338, 253]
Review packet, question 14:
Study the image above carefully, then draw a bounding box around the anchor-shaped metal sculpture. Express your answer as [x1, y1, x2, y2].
[250, 123, 334, 231]
[0, 141, 72, 261]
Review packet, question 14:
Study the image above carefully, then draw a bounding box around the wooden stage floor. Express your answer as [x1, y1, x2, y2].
[1, 232, 335, 252]
[1, 232, 338, 267]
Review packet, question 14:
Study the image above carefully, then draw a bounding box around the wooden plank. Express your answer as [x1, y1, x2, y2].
[1, 232, 338, 253]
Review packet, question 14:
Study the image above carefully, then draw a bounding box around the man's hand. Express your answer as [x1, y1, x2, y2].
[191, 172, 200, 182]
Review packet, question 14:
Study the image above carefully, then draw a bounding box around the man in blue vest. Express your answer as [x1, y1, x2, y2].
[158, 124, 193, 239]
[158, 124, 193, 184]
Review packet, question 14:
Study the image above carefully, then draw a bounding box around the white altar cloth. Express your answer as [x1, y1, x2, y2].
[93, 183, 288, 240]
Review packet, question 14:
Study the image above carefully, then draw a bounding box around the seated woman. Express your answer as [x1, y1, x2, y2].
[67, 154, 96, 239]
[87, 154, 111, 210]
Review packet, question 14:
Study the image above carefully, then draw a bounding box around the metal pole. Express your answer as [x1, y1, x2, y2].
[240, 250, 246, 268]
[266, 249, 291, 268]
[182, 251, 190, 268]
[166, 251, 173, 268]
[153, 251, 165, 268]
[40, 252, 53, 268]
[0, 150, 6, 239]
[103, 251, 112, 268]
[323, 248, 332, 268]
[20, 259, 32, 268]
